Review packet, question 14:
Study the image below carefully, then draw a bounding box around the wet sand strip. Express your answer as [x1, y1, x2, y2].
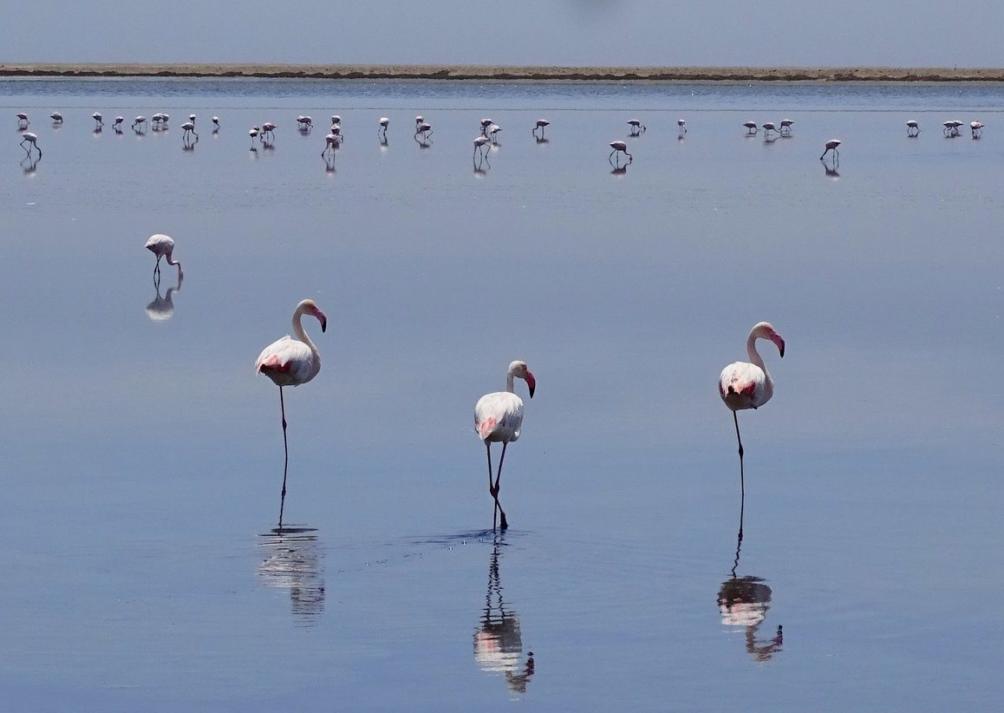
[2, 64, 1004, 82]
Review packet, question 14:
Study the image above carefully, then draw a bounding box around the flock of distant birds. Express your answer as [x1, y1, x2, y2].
[14, 110, 989, 175]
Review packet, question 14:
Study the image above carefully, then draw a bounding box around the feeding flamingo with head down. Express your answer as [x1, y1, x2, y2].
[255, 299, 328, 530]
[474, 361, 536, 530]
[144, 233, 183, 280]
[718, 322, 785, 500]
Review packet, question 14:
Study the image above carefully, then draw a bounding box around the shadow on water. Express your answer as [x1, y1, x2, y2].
[258, 526, 325, 625]
[20, 153, 40, 175]
[474, 534, 535, 697]
[146, 271, 182, 322]
[717, 502, 783, 662]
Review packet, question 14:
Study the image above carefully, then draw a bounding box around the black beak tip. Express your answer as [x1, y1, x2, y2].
[321, 321, 327, 333]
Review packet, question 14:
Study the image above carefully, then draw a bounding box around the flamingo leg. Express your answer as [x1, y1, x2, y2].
[277, 386, 290, 530]
[732, 410, 745, 503]
[494, 442, 509, 530]
[486, 441, 499, 529]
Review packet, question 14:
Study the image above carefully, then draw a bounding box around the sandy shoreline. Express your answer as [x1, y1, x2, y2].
[2, 63, 1004, 82]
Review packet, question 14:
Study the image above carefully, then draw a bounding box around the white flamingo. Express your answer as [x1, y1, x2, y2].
[144, 233, 183, 279]
[378, 116, 389, 137]
[212, 116, 220, 130]
[480, 118, 494, 136]
[181, 121, 198, 140]
[678, 118, 687, 134]
[19, 132, 40, 156]
[488, 124, 502, 144]
[609, 140, 632, 165]
[17, 112, 29, 129]
[297, 115, 313, 130]
[255, 299, 328, 529]
[92, 112, 104, 128]
[762, 122, 777, 137]
[906, 120, 920, 137]
[627, 119, 646, 135]
[743, 121, 757, 135]
[249, 126, 260, 146]
[532, 119, 550, 138]
[50, 112, 63, 124]
[971, 121, 984, 139]
[262, 122, 276, 141]
[113, 116, 125, 131]
[132, 116, 147, 131]
[474, 135, 490, 160]
[474, 360, 536, 530]
[321, 132, 340, 156]
[779, 119, 794, 135]
[718, 322, 785, 498]
[820, 138, 841, 160]
[330, 115, 341, 126]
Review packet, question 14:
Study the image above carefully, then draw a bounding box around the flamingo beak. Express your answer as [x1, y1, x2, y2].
[772, 335, 785, 358]
[316, 309, 328, 333]
[525, 371, 536, 398]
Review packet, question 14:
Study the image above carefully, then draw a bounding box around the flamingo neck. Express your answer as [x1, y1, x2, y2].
[292, 307, 319, 356]
[505, 370, 515, 393]
[746, 332, 767, 372]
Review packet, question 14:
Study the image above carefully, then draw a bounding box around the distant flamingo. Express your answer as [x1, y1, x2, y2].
[17, 112, 29, 129]
[474, 135, 490, 162]
[297, 116, 313, 131]
[609, 140, 632, 165]
[416, 121, 433, 138]
[321, 132, 340, 156]
[92, 112, 104, 128]
[743, 121, 757, 135]
[415, 115, 424, 130]
[906, 119, 920, 137]
[488, 124, 502, 144]
[113, 116, 125, 131]
[255, 299, 327, 529]
[262, 122, 276, 140]
[678, 118, 687, 134]
[50, 112, 63, 124]
[762, 122, 777, 137]
[627, 119, 646, 136]
[378, 117, 389, 137]
[718, 322, 785, 498]
[249, 126, 260, 147]
[330, 115, 341, 126]
[474, 361, 536, 530]
[212, 116, 220, 130]
[181, 121, 198, 140]
[779, 119, 794, 136]
[820, 138, 841, 160]
[971, 121, 984, 139]
[19, 132, 40, 156]
[532, 119, 550, 138]
[144, 233, 183, 279]
[132, 116, 147, 131]
[480, 118, 494, 136]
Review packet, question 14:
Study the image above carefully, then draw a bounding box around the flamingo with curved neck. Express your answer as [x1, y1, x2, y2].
[718, 322, 785, 499]
[145, 234, 183, 280]
[255, 299, 328, 529]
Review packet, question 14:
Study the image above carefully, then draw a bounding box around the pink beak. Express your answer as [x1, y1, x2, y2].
[524, 370, 536, 398]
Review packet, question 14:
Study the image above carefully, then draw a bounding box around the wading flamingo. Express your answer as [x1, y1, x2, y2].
[19, 132, 41, 156]
[92, 112, 104, 128]
[50, 112, 63, 124]
[474, 361, 536, 530]
[255, 299, 327, 529]
[113, 116, 125, 131]
[820, 139, 841, 160]
[532, 119, 550, 138]
[971, 121, 984, 139]
[212, 116, 220, 131]
[145, 233, 183, 279]
[17, 112, 29, 129]
[718, 322, 785, 499]
[378, 116, 389, 137]
[627, 119, 646, 136]
[779, 119, 794, 135]
[609, 140, 632, 165]
[906, 120, 920, 137]
[743, 121, 757, 135]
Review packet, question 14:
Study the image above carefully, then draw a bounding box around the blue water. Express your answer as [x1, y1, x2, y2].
[1, 79, 1002, 711]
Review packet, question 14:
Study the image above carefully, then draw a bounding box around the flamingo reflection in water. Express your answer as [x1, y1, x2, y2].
[474, 536, 535, 695]
[258, 528, 326, 624]
[146, 270, 183, 322]
[717, 502, 783, 662]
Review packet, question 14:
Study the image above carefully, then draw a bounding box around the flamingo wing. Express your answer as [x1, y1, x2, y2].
[718, 361, 768, 410]
[474, 392, 525, 442]
[255, 336, 316, 386]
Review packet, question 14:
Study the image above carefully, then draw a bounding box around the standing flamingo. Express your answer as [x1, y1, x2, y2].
[212, 116, 221, 131]
[255, 299, 327, 529]
[17, 113, 30, 129]
[718, 322, 785, 498]
[92, 112, 104, 129]
[820, 139, 841, 160]
[113, 116, 125, 131]
[906, 120, 920, 137]
[627, 119, 646, 136]
[609, 140, 632, 165]
[480, 118, 494, 136]
[249, 126, 260, 147]
[678, 118, 687, 134]
[474, 361, 536, 530]
[779, 119, 794, 136]
[144, 234, 183, 279]
[19, 132, 41, 156]
[743, 121, 758, 135]
[532, 119, 550, 138]
[50, 112, 63, 124]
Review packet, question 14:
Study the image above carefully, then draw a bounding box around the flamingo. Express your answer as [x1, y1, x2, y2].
[212, 116, 220, 130]
[188, 114, 196, 126]
[415, 115, 424, 130]
[532, 119, 550, 138]
[249, 126, 260, 146]
[297, 115, 313, 131]
[820, 138, 841, 160]
[160, 113, 171, 125]
[762, 122, 777, 137]
[718, 322, 785, 499]
[627, 119, 646, 135]
[488, 123, 502, 144]
[181, 121, 198, 140]
[378, 116, 389, 137]
[474, 135, 490, 160]
[906, 119, 920, 137]
[144, 233, 183, 279]
[262, 122, 277, 140]
[255, 299, 327, 529]
[609, 140, 632, 165]
[19, 132, 40, 156]
[474, 360, 536, 530]
[92, 112, 104, 128]
[50, 112, 63, 124]
[132, 116, 147, 131]
[321, 132, 340, 156]
[416, 121, 433, 138]
[330, 115, 341, 126]
[678, 118, 687, 134]
[971, 121, 984, 139]
[480, 118, 494, 136]
[17, 112, 29, 129]
[779, 119, 794, 135]
[743, 121, 757, 135]
[113, 116, 125, 131]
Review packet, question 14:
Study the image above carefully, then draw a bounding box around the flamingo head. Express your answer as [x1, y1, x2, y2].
[298, 299, 328, 332]
[508, 360, 536, 398]
[752, 322, 785, 358]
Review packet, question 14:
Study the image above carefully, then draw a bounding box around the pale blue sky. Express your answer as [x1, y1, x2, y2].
[3, 0, 1003, 67]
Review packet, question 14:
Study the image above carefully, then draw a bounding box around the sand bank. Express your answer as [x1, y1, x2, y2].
[2, 63, 1004, 82]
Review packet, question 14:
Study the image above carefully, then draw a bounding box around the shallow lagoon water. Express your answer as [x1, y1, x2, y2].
[1, 79, 1003, 711]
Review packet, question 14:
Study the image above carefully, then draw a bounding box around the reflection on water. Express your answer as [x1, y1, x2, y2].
[258, 528, 325, 625]
[717, 509, 783, 662]
[146, 272, 182, 321]
[474, 537, 535, 696]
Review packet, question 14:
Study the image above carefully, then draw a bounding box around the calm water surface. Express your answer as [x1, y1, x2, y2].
[1, 79, 1002, 711]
